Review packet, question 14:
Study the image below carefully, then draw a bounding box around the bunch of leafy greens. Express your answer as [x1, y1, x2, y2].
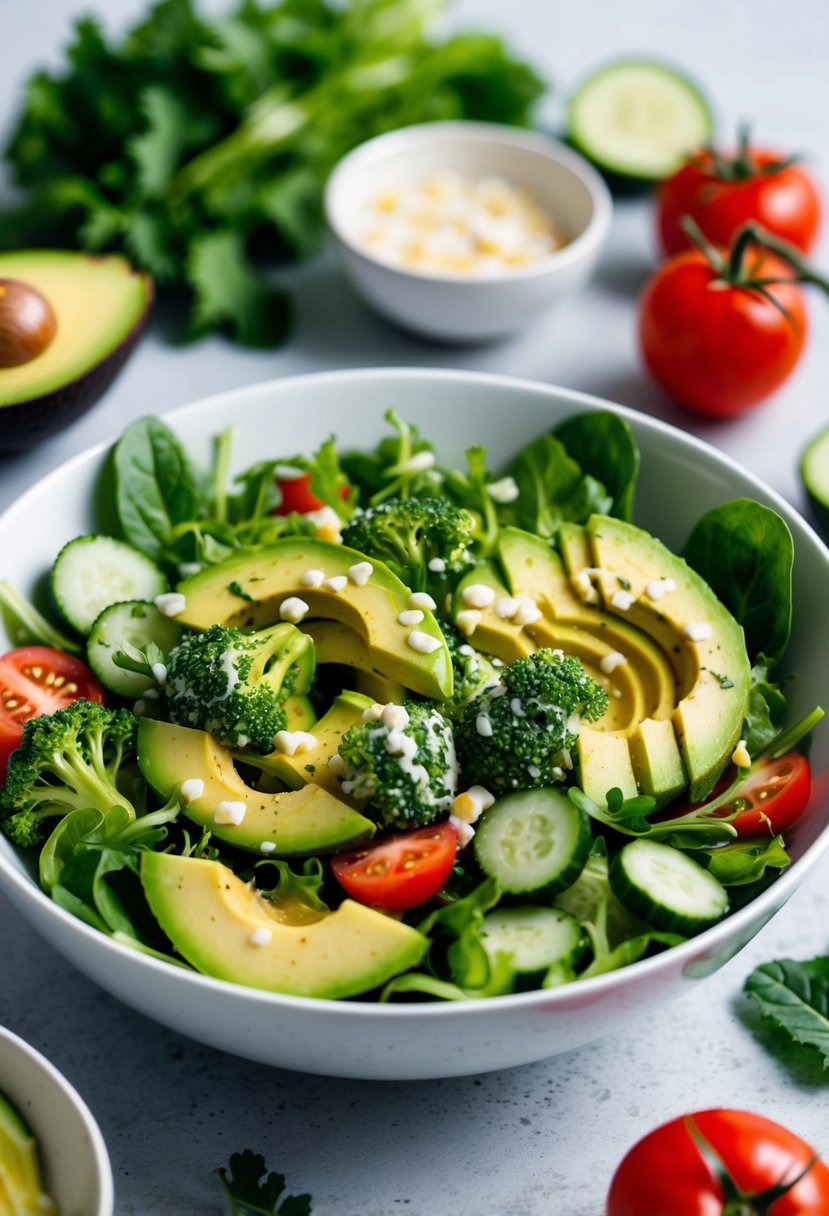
[1, 0, 545, 345]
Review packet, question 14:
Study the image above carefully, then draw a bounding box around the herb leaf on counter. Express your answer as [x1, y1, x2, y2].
[745, 957, 829, 1068]
[217, 1150, 313, 1216]
[2, 0, 545, 345]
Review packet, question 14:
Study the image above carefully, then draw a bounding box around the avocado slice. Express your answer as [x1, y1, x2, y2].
[140, 853, 428, 999]
[245, 690, 374, 795]
[175, 539, 452, 700]
[299, 619, 407, 704]
[0, 1092, 56, 1215]
[137, 718, 375, 855]
[0, 251, 152, 449]
[585, 515, 751, 801]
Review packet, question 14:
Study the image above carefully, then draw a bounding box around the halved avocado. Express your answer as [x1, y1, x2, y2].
[0, 251, 153, 448]
[140, 853, 428, 999]
[137, 718, 375, 855]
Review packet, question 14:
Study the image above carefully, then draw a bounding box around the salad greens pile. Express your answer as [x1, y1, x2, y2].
[0, 406, 820, 1003]
[0, 0, 545, 345]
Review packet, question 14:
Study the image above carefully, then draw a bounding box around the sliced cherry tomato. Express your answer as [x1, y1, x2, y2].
[658, 143, 822, 258]
[715, 753, 811, 838]
[0, 646, 105, 780]
[639, 241, 808, 418]
[331, 821, 458, 910]
[607, 1108, 829, 1215]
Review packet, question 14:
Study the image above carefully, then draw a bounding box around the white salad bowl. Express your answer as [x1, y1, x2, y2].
[324, 122, 612, 342]
[0, 1025, 114, 1215]
[0, 368, 828, 1081]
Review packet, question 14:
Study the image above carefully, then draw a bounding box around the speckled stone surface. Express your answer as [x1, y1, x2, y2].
[2, 0, 829, 1211]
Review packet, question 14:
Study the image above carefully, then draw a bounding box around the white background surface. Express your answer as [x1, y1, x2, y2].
[1, 2, 829, 1212]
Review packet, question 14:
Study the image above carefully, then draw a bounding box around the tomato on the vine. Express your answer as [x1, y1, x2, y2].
[639, 222, 821, 418]
[331, 821, 458, 910]
[607, 1109, 829, 1215]
[658, 134, 822, 258]
[0, 646, 105, 780]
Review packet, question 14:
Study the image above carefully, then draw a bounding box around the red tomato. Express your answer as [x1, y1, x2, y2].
[274, 473, 349, 516]
[658, 149, 822, 258]
[607, 1109, 829, 1215]
[714, 754, 810, 838]
[331, 821, 458, 910]
[639, 247, 807, 418]
[0, 646, 105, 780]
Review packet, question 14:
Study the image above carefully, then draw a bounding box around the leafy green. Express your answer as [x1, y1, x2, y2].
[500, 434, 613, 539]
[684, 498, 794, 663]
[745, 958, 829, 1068]
[113, 416, 200, 564]
[700, 835, 790, 886]
[0, 579, 82, 655]
[742, 656, 790, 755]
[554, 410, 639, 522]
[568, 786, 737, 847]
[2, 0, 545, 345]
[216, 1150, 312, 1216]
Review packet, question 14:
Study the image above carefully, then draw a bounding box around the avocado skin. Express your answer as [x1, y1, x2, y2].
[0, 286, 152, 450]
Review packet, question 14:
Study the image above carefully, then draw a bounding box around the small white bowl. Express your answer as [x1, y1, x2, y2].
[0, 1026, 113, 1215]
[324, 121, 612, 342]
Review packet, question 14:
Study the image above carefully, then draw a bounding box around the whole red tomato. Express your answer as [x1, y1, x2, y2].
[607, 1109, 829, 1215]
[639, 236, 808, 418]
[658, 140, 822, 258]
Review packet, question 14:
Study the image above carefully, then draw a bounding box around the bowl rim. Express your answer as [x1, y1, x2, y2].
[323, 119, 613, 285]
[0, 1024, 114, 1213]
[1, 365, 828, 1023]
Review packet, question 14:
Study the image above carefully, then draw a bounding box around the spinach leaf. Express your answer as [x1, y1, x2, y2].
[503, 434, 612, 538]
[683, 499, 794, 663]
[745, 957, 829, 1067]
[554, 410, 640, 522]
[114, 416, 200, 563]
[700, 835, 790, 886]
[742, 657, 789, 755]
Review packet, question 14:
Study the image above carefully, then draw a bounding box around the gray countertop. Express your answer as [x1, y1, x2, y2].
[1, 2, 829, 1212]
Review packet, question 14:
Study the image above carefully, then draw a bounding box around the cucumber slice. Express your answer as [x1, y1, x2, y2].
[482, 906, 584, 974]
[87, 600, 183, 697]
[610, 838, 728, 934]
[800, 423, 829, 536]
[568, 59, 714, 183]
[50, 535, 167, 635]
[474, 788, 592, 896]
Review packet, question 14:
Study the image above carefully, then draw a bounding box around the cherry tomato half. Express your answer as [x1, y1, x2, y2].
[0, 646, 105, 780]
[638, 247, 807, 418]
[331, 821, 458, 911]
[658, 148, 822, 258]
[724, 753, 810, 838]
[607, 1108, 829, 1216]
[274, 473, 350, 516]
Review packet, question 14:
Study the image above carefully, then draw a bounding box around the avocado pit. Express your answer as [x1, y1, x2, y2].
[0, 277, 57, 367]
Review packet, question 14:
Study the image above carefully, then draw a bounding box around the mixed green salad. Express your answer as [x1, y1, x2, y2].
[0, 408, 821, 1002]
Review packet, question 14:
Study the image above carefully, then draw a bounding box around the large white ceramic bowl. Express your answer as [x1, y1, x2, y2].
[324, 122, 612, 341]
[0, 1026, 113, 1215]
[0, 369, 827, 1081]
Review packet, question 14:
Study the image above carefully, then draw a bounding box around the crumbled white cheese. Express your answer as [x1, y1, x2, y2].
[495, 596, 520, 620]
[611, 589, 635, 611]
[362, 703, 385, 722]
[274, 730, 317, 756]
[180, 778, 204, 804]
[732, 740, 751, 768]
[154, 592, 187, 617]
[455, 609, 482, 637]
[449, 815, 476, 848]
[408, 630, 442, 654]
[398, 609, 424, 626]
[451, 785, 495, 823]
[327, 754, 346, 776]
[279, 596, 310, 623]
[645, 577, 676, 602]
[461, 583, 496, 609]
[510, 697, 525, 717]
[572, 569, 600, 604]
[178, 562, 203, 578]
[249, 928, 272, 947]
[514, 600, 542, 626]
[348, 561, 373, 586]
[214, 800, 247, 826]
[428, 557, 446, 573]
[409, 592, 437, 611]
[683, 622, 714, 643]
[381, 703, 410, 730]
[476, 714, 493, 738]
[527, 764, 541, 779]
[324, 575, 348, 593]
[385, 730, 418, 760]
[300, 568, 326, 588]
[305, 506, 342, 542]
[487, 477, 519, 504]
[259, 841, 277, 854]
[599, 651, 628, 675]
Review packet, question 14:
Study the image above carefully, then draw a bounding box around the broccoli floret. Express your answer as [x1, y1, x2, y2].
[340, 497, 474, 595]
[437, 620, 500, 713]
[0, 700, 137, 848]
[455, 649, 608, 794]
[338, 701, 458, 830]
[165, 622, 311, 752]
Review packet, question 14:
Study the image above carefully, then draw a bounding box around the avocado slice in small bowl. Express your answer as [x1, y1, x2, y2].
[0, 250, 152, 449]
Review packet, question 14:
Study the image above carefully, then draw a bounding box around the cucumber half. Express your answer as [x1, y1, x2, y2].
[474, 787, 592, 897]
[610, 838, 728, 935]
[87, 600, 184, 697]
[801, 423, 829, 537]
[50, 534, 167, 636]
[482, 906, 584, 974]
[568, 59, 714, 184]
